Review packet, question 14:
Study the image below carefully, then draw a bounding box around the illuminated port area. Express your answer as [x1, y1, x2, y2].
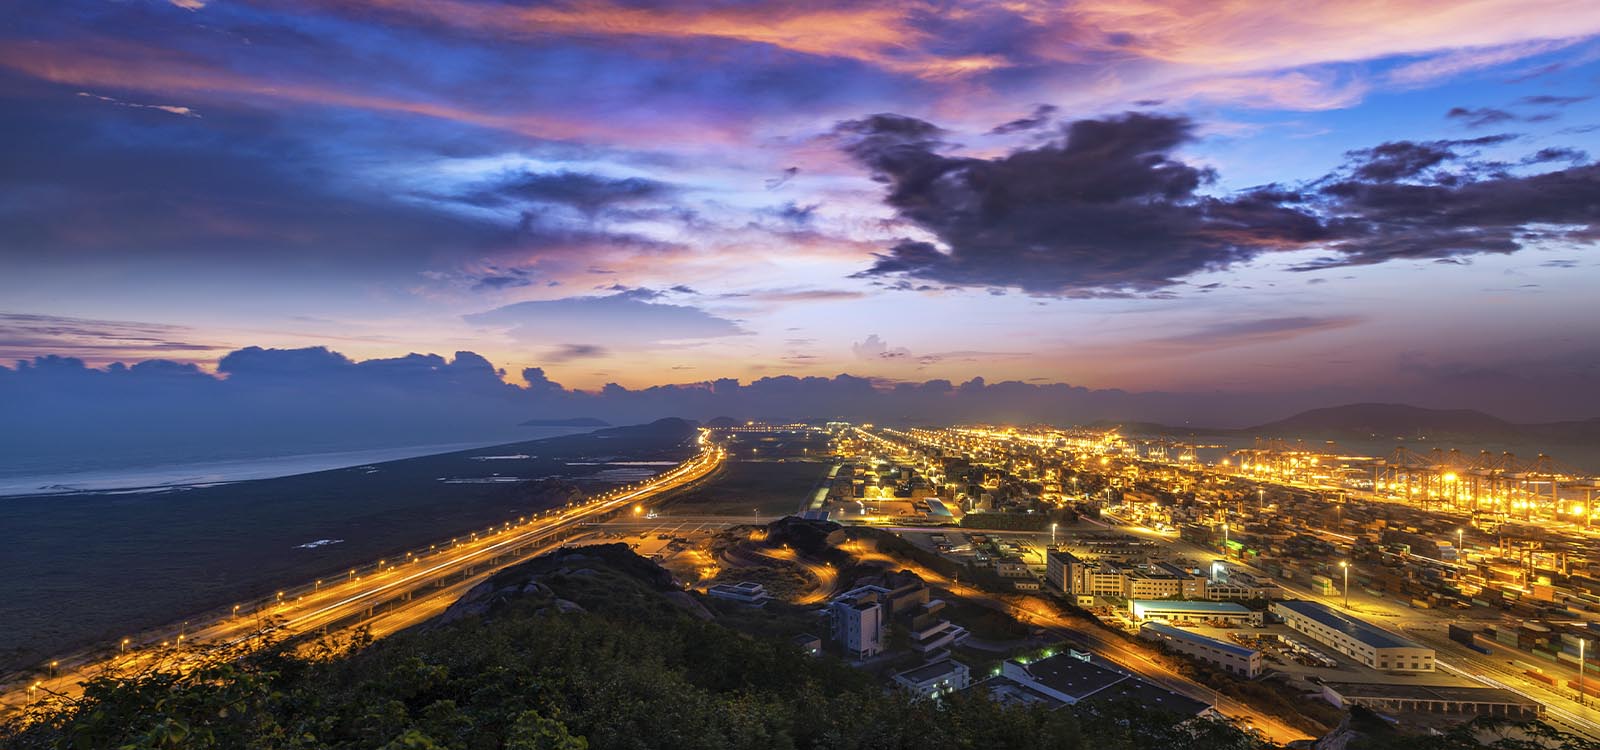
[810, 423, 1600, 740]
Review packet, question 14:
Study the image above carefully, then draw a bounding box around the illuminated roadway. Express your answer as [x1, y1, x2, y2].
[2, 440, 724, 718]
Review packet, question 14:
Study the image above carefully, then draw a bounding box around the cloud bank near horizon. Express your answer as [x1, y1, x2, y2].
[6, 344, 1598, 471]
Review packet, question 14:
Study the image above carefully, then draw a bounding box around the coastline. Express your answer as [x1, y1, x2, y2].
[0, 429, 587, 498]
[0, 420, 699, 670]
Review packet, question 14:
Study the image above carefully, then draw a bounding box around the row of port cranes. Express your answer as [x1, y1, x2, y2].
[1226, 438, 1600, 526]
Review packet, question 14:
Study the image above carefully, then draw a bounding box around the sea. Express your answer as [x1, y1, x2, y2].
[0, 427, 589, 497]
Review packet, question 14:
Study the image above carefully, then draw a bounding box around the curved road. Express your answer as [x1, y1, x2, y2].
[3, 441, 725, 718]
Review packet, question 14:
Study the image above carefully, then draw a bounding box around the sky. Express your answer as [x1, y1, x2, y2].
[3, 0, 1600, 432]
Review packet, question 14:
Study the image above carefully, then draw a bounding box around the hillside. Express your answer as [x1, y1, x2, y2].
[1247, 403, 1517, 439]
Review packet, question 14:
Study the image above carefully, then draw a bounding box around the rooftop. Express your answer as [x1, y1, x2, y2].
[1087, 679, 1211, 717]
[1273, 600, 1424, 650]
[982, 676, 1065, 708]
[1047, 550, 1082, 565]
[1321, 682, 1538, 707]
[1011, 653, 1128, 699]
[1140, 622, 1258, 659]
[1130, 599, 1252, 614]
[895, 659, 968, 684]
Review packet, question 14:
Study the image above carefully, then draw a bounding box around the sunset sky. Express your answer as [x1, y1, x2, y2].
[4, 0, 1600, 417]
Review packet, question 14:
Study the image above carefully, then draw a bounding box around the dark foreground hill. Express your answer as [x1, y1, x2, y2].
[4, 545, 1578, 750]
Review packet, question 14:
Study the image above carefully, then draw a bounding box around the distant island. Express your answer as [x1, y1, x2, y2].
[519, 417, 611, 427]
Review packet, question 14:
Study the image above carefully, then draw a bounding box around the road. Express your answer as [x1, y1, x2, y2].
[2, 441, 725, 719]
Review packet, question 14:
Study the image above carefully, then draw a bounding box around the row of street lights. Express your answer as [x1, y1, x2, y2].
[24, 448, 723, 712]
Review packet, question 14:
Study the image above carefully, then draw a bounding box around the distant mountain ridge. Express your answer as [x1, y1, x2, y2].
[1250, 403, 1515, 437]
[1110, 402, 1600, 444]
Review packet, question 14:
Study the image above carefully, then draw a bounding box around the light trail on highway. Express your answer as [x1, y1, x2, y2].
[1, 439, 724, 719]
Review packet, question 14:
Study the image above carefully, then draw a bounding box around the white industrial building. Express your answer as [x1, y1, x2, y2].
[1271, 600, 1435, 672]
[1128, 599, 1264, 626]
[1139, 622, 1265, 678]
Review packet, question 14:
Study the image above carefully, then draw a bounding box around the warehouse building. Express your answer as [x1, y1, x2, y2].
[1139, 622, 1265, 678]
[1128, 599, 1263, 626]
[1271, 600, 1435, 672]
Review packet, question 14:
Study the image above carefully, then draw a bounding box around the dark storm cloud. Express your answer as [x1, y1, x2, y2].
[1522, 146, 1588, 165]
[988, 104, 1058, 134]
[765, 166, 800, 190]
[546, 344, 609, 362]
[1341, 135, 1514, 181]
[1447, 95, 1587, 129]
[1445, 106, 1518, 128]
[1301, 138, 1600, 268]
[838, 112, 1324, 294]
[470, 266, 536, 291]
[838, 111, 1600, 293]
[458, 170, 675, 215]
[1517, 95, 1590, 107]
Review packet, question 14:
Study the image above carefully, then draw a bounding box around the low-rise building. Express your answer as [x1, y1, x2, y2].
[706, 581, 771, 604]
[792, 633, 822, 657]
[907, 599, 971, 654]
[830, 585, 888, 659]
[996, 556, 1032, 578]
[1123, 569, 1185, 599]
[1128, 599, 1263, 626]
[1205, 565, 1281, 601]
[1139, 622, 1264, 678]
[1271, 600, 1435, 672]
[892, 658, 971, 700]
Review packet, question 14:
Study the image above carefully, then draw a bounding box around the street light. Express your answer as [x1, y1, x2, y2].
[1581, 639, 1589, 706]
[1257, 487, 1264, 510]
[1051, 522, 1058, 546]
[1340, 561, 1351, 609]
[1457, 528, 1464, 550]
